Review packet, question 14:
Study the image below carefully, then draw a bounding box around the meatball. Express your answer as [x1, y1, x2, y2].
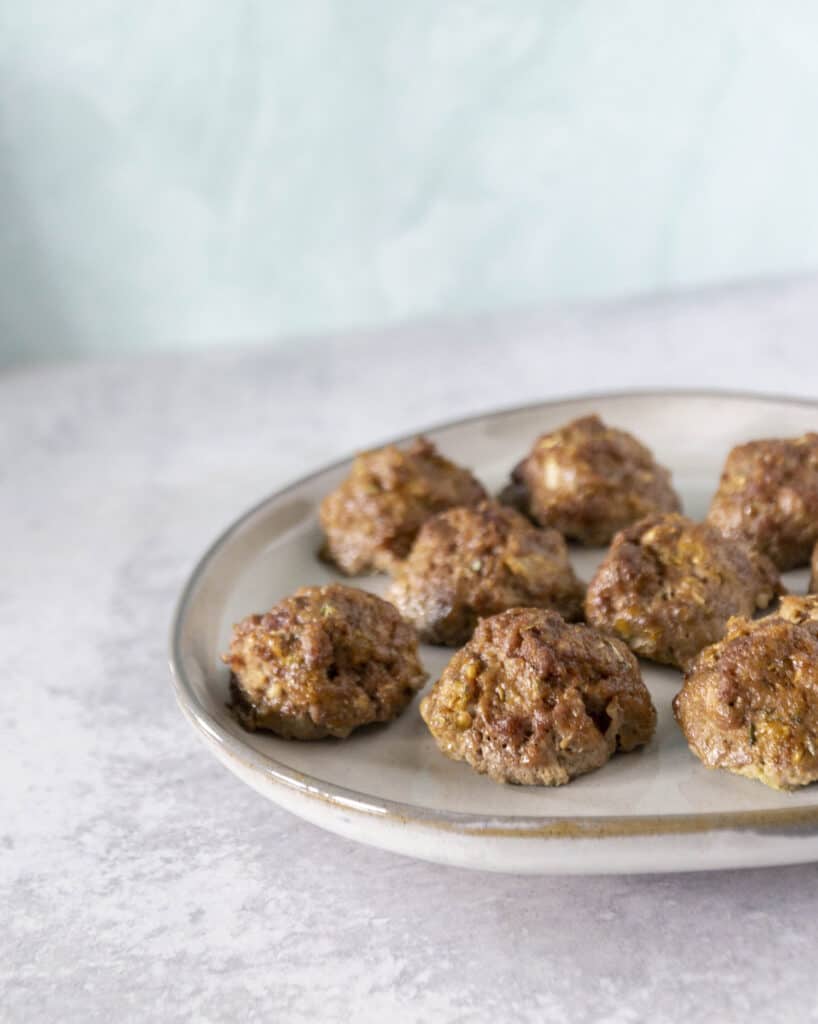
[320, 437, 486, 575]
[223, 584, 427, 739]
[585, 513, 781, 669]
[812, 540, 818, 593]
[420, 608, 655, 786]
[500, 414, 681, 546]
[779, 592, 818, 626]
[388, 502, 585, 646]
[706, 433, 818, 570]
[674, 596, 818, 790]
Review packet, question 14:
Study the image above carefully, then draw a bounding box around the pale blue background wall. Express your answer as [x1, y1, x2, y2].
[2, 2, 818, 363]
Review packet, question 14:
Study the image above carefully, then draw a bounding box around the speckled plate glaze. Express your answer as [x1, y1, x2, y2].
[171, 391, 818, 874]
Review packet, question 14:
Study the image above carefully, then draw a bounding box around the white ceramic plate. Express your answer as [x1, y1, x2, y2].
[171, 391, 818, 874]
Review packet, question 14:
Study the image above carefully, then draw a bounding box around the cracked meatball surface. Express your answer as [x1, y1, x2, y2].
[223, 584, 427, 739]
[707, 433, 818, 570]
[500, 414, 681, 546]
[420, 608, 655, 786]
[388, 501, 585, 646]
[674, 596, 818, 790]
[320, 437, 486, 575]
[585, 513, 781, 669]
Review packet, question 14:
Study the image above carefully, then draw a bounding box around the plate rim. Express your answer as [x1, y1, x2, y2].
[169, 387, 818, 841]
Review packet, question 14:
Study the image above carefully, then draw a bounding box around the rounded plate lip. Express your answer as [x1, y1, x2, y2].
[169, 386, 818, 841]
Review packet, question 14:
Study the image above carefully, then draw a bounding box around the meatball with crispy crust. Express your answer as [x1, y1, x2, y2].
[707, 433, 818, 570]
[500, 414, 681, 546]
[420, 608, 655, 786]
[674, 596, 818, 790]
[320, 437, 486, 575]
[585, 513, 782, 669]
[779, 593, 818, 625]
[811, 540, 818, 593]
[223, 584, 427, 739]
[388, 502, 585, 646]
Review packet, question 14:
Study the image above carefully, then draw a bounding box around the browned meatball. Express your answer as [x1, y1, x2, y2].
[707, 433, 818, 570]
[500, 414, 681, 546]
[674, 596, 818, 790]
[779, 592, 818, 625]
[811, 540, 818, 593]
[223, 584, 427, 739]
[320, 437, 486, 575]
[585, 513, 781, 669]
[388, 502, 585, 646]
[420, 608, 655, 786]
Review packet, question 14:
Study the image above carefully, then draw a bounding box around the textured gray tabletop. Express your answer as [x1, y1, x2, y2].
[4, 279, 818, 1023]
